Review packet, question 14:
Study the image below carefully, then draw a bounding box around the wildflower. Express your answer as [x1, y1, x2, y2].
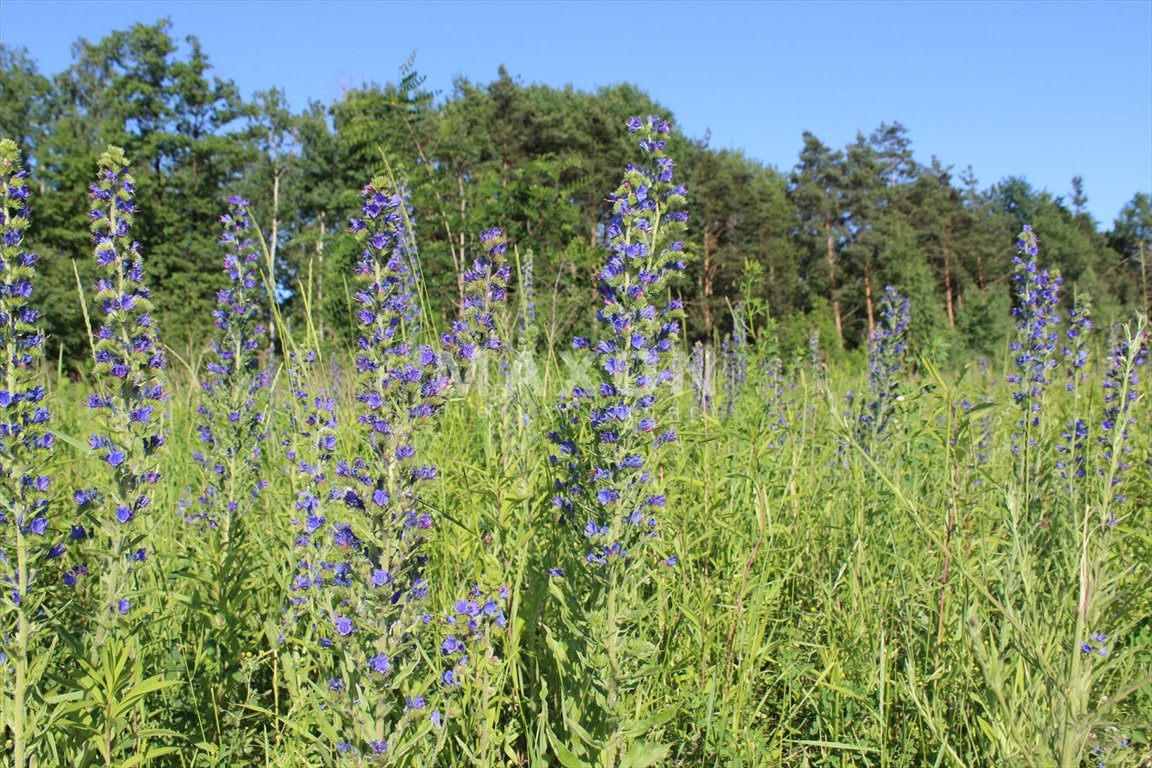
[0, 139, 56, 768]
[284, 353, 341, 617]
[1062, 298, 1092, 392]
[1055, 418, 1089, 483]
[285, 177, 506, 761]
[442, 227, 510, 361]
[84, 146, 168, 625]
[340, 183, 508, 595]
[436, 584, 508, 716]
[1097, 320, 1149, 507]
[1008, 226, 1062, 447]
[722, 304, 749, 416]
[759, 356, 792, 450]
[190, 197, 270, 532]
[1053, 296, 1094, 493]
[548, 115, 685, 570]
[1081, 631, 1110, 657]
[543, 118, 689, 750]
[0, 138, 54, 581]
[859, 286, 910, 439]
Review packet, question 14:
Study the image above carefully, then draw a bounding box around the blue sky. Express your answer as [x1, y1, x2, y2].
[1, 0, 1149, 225]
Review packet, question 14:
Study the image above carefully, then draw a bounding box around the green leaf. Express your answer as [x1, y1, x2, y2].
[622, 704, 679, 736]
[547, 729, 593, 768]
[49, 427, 91, 453]
[619, 740, 671, 768]
[112, 676, 181, 719]
[118, 745, 178, 767]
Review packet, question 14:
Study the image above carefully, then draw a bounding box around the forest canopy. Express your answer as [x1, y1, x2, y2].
[2, 20, 1149, 366]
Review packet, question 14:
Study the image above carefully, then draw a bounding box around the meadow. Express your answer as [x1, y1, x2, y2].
[1, 120, 1150, 768]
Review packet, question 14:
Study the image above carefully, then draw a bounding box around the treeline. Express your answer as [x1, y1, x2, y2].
[2, 20, 1149, 366]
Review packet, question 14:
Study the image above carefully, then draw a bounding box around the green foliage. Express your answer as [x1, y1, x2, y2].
[4, 292, 1147, 768]
[0, 45, 52, 161]
[1110, 193, 1152, 313]
[5, 22, 256, 361]
[957, 287, 1014, 360]
[1, 20, 1151, 767]
[2, 301, 1149, 768]
[3, 23, 1149, 365]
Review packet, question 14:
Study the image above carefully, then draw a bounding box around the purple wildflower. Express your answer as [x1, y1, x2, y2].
[758, 356, 792, 450]
[858, 286, 910, 440]
[1097, 321, 1149, 507]
[1008, 226, 1062, 454]
[1, 140, 55, 596]
[190, 196, 270, 532]
[1062, 298, 1092, 393]
[84, 146, 168, 623]
[548, 116, 685, 570]
[1081, 631, 1110, 657]
[284, 176, 507, 761]
[436, 584, 509, 701]
[722, 304, 750, 416]
[1, 142, 58, 768]
[442, 227, 510, 361]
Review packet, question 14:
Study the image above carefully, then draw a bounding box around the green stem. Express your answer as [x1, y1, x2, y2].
[602, 569, 621, 768]
[1063, 511, 1091, 767]
[14, 532, 29, 768]
[6, 278, 29, 766]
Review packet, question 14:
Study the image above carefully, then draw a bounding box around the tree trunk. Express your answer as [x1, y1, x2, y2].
[267, 172, 280, 359]
[1141, 241, 1151, 316]
[316, 214, 326, 343]
[943, 251, 955, 327]
[270, 172, 280, 265]
[703, 228, 715, 335]
[864, 262, 875, 337]
[825, 227, 843, 344]
[764, 233, 775, 283]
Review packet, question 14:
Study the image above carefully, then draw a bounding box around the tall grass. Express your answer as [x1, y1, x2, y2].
[5, 324, 1143, 767]
[1, 131, 1149, 768]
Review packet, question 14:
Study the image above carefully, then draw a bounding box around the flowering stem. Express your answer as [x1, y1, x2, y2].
[1097, 318, 1148, 515]
[603, 572, 622, 765]
[1, 140, 54, 768]
[1064, 510, 1092, 768]
[5, 285, 28, 768]
[13, 540, 29, 768]
[547, 115, 685, 761]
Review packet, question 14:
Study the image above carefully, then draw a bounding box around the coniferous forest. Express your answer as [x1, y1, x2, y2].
[2, 21, 1149, 365]
[1, 18, 1150, 768]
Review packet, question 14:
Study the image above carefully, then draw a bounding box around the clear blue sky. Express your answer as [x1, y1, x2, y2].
[1, 0, 1149, 225]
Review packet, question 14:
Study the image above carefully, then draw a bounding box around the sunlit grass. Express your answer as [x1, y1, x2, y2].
[13, 330, 1147, 767]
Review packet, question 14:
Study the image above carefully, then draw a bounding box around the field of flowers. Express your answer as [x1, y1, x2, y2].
[1, 120, 1150, 768]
